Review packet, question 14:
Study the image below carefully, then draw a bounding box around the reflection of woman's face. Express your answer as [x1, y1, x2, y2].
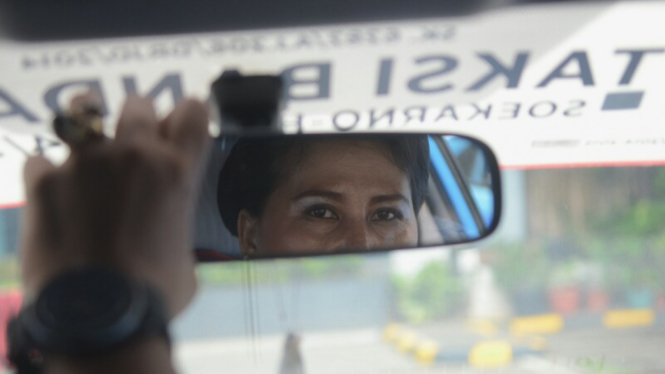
[237, 140, 419, 256]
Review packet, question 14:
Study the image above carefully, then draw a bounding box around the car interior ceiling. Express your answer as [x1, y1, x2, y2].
[0, 0, 609, 41]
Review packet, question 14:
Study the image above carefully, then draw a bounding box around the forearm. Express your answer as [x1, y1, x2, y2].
[45, 337, 176, 374]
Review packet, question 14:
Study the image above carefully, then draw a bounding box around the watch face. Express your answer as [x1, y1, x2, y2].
[37, 268, 133, 331]
[20, 267, 152, 353]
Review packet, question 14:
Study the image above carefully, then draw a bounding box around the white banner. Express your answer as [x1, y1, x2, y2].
[1, 1, 665, 207]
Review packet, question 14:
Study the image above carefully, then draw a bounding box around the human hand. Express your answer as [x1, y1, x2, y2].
[20, 94, 210, 319]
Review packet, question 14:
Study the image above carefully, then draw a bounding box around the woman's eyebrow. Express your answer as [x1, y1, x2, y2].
[292, 189, 343, 201]
[370, 194, 410, 205]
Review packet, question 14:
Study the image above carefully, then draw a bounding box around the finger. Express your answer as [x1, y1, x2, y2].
[23, 155, 57, 200]
[21, 156, 63, 302]
[161, 99, 211, 175]
[115, 96, 158, 144]
[22, 156, 62, 251]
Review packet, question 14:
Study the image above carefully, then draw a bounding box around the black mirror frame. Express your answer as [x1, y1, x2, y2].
[194, 131, 502, 262]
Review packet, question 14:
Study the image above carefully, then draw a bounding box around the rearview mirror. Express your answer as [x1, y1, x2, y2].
[194, 133, 501, 260]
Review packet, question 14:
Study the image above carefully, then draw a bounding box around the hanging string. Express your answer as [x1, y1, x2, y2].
[243, 261, 258, 363]
[241, 261, 250, 354]
[271, 259, 291, 331]
[269, 259, 306, 342]
[251, 261, 263, 358]
[293, 261, 303, 332]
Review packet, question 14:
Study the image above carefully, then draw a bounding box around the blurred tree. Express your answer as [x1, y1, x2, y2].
[392, 260, 462, 324]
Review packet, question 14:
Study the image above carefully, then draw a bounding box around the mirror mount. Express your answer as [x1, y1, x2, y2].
[198, 72, 502, 261]
[210, 71, 286, 136]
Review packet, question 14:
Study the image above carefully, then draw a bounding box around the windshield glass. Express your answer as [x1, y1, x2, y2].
[181, 166, 665, 374]
[2, 2, 665, 374]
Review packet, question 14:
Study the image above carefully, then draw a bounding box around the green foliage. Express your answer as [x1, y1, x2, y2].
[392, 260, 463, 324]
[591, 168, 665, 237]
[197, 256, 364, 287]
[0, 256, 20, 290]
[197, 262, 249, 286]
[492, 167, 665, 297]
[548, 260, 583, 288]
[492, 242, 549, 291]
[299, 256, 363, 279]
[578, 236, 665, 291]
[491, 234, 665, 295]
[653, 168, 665, 199]
[603, 199, 665, 236]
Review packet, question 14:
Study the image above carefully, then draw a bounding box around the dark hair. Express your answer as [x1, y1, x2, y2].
[217, 134, 430, 236]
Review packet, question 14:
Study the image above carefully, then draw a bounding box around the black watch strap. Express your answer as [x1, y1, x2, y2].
[5, 269, 171, 374]
[6, 318, 42, 374]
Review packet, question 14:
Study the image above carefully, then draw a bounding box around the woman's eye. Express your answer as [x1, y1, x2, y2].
[307, 207, 338, 219]
[371, 209, 402, 222]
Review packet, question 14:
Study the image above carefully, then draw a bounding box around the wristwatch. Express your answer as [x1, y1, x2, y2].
[6, 267, 170, 374]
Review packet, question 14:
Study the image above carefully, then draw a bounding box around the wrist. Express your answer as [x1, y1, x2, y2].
[8, 268, 173, 373]
[44, 336, 175, 374]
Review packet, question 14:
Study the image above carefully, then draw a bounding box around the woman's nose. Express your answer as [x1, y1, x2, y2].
[340, 221, 373, 251]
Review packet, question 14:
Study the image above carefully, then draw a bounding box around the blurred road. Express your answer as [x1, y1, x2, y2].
[1, 326, 659, 374]
[175, 327, 665, 374]
[545, 328, 665, 374]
